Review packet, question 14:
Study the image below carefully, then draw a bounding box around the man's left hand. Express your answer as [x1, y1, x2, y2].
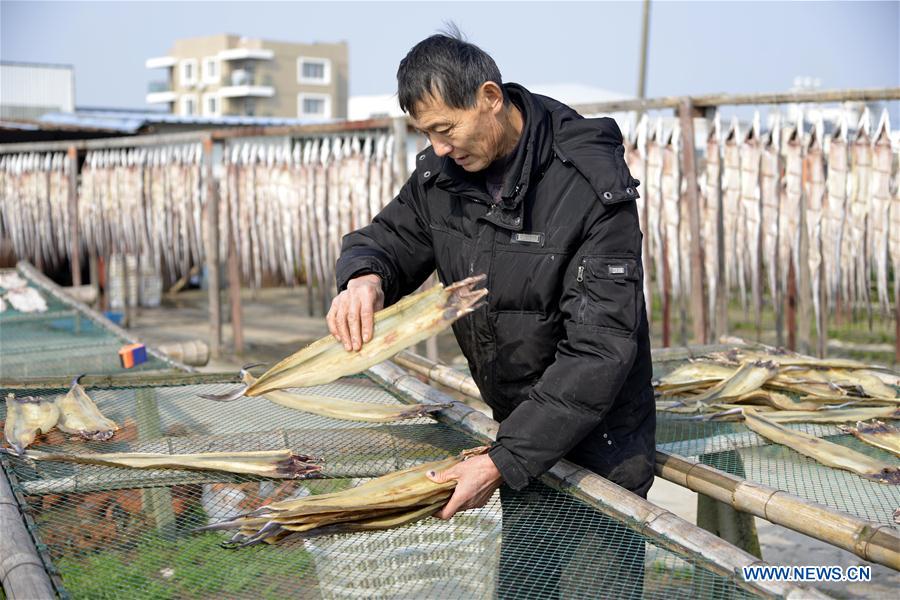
[427, 454, 503, 520]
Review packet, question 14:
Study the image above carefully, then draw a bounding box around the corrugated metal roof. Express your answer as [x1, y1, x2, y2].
[39, 110, 333, 134]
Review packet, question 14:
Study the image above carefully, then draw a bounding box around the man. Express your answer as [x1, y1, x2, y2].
[328, 32, 654, 597]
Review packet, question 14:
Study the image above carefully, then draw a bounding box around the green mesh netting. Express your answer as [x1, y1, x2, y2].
[1, 375, 761, 599]
[653, 357, 900, 527]
[0, 269, 173, 377]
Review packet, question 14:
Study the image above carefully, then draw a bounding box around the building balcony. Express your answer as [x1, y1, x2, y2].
[146, 80, 176, 104]
[217, 86, 275, 99]
[145, 56, 177, 69]
[217, 70, 274, 97]
[217, 48, 274, 61]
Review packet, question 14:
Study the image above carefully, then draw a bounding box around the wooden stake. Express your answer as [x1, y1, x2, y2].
[227, 230, 244, 355]
[67, 145, 81, 287]
[678, 99, 708, 344]
[203, 137, 221, 358]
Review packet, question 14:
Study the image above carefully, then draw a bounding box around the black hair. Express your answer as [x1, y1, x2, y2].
[397, 24, 505, 118]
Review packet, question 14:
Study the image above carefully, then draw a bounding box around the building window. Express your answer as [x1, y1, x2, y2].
[181, 95, 198, 116]
[297, 57, 331, 84]
[203, 93, 220, 117]
[298, 93, 330, 118]
[180, 59, 198, 86]
[202, 57, 219, 83]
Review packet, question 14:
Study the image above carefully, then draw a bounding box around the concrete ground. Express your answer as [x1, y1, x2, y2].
[127, 286, 898, 598]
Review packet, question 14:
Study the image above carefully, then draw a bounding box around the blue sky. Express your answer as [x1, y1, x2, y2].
[2, 1, 897, 111]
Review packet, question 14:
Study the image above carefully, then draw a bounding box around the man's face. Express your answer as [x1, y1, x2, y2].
[410, 85, 506, 173]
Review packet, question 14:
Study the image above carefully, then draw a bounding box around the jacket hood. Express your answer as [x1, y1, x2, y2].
[416, 83, 639, 207]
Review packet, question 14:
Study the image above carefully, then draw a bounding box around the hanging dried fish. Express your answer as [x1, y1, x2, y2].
[645, 119, 665, 301]
[804, 119, 827, 350]
[846, 110, 873, 316]
[759, 115, 782, 316]
[781, 120, 805, 305]
[661, 124, 683, 299]
[703, 113, 724, 334]
[625, 115, 652, 326]
[870, 109, 892, 315]
[743, 407, 899, 484]
[722, 118, 743, 307]
[739, 113, 763, 331]
[824, 116, 849, 312]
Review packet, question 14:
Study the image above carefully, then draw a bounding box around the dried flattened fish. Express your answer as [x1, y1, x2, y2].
[199, 446, 488, 547]
[839, 421, 900, 458]
[653, 362, 737, 396]
[16, 448, 322, 479]
[239, 371, 450, 422]
[204, 276, 487, 400]
[762, 406, 899, 424]
[690, 360, 778, 403]
[56, 375, 118, 441]
[3, 394, 60, 455]
[742, 408, 899, 484]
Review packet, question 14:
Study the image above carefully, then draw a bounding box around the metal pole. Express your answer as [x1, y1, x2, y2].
[637, 0, 651, 104]
[678, 99, 708, 344]
[203, 137, 222, 358]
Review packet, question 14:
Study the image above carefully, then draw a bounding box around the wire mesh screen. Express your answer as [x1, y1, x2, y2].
[653, 357, 900, 527]
[0, 269, 173, 377]
[1, 374, 762, 599]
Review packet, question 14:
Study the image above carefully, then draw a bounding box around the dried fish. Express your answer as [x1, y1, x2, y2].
[824, 116, 849, 311]
[762, 406, 899, 424]
[206, 275, 487, 399]
[739, 113, 763, 330]
[870, 109, 893, 315]
[3, 394, 60, 455]
[846, 111, 873, 314]
[722, 118, 743, 308]
[645, 119, 665, 300]
[17, 448, 323, 479]
[5, 287, 48, 313]
[239, 371, 451, 422]
[839, 421, 900, 457]
[691, 360, 778, 403]
[804, 119, 827, 350]
[198, 446, 489, 547]
[743, 407, 899, 484]
[56, 375, 118, 441]
[702, 114, 724, 333]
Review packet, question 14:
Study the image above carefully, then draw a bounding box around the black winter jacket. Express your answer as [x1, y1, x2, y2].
[336, 84, 655, 495]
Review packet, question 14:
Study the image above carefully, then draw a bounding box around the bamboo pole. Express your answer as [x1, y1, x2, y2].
[390, 350, 900, 571]
[0, 467, 56, 599]
[657, 452, 899, 570]
[367, 360, 824, 599]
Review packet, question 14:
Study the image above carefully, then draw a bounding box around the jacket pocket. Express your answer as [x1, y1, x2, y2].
[576, 254, 639, 333]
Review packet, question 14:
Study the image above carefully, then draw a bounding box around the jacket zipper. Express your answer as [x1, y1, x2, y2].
[576, 260, 587, 323]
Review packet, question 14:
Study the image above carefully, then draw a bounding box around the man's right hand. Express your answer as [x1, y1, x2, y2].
[326, 274, 385, 352]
